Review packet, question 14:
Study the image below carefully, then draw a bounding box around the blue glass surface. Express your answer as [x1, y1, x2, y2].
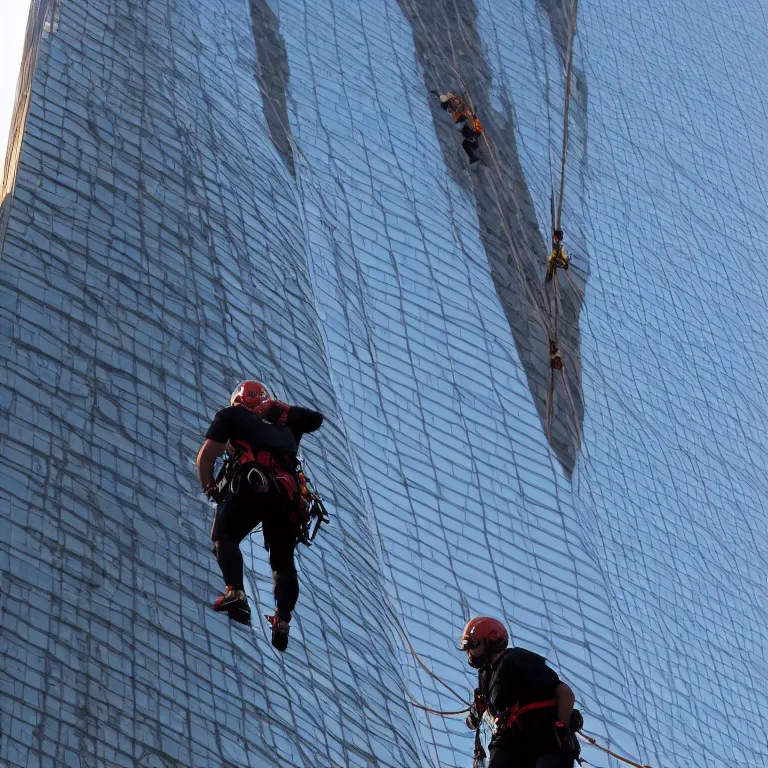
[1, 0, 766, 766]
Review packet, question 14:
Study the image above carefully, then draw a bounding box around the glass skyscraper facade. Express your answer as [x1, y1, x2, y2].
[1, 0, 766, 766]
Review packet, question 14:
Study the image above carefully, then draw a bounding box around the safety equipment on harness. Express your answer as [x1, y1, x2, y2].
[246, 466, 269, 494]
[554, 720, 581, 761]
[569, 708, 583, 732]
[214, 448, 330, 548]
[466, 688, 486, 730]
[468, 114, 483, 135]
[295, 465, 330, 546]
[203, 482, 224, 504]
[230, 380, 271, 411]
[236, 446, 300, 501]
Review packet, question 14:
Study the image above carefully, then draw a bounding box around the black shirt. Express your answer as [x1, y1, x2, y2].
[484, 647, 560, 717]
[205, 404, 323, 458]
[482, 648, 561, 754]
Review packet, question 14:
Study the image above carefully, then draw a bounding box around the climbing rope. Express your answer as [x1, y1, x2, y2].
[554, 0, 580, 233]
[563, 266, 585, 301]
[384, 601, 472, 706]
[543, 0, 582, 438]
[409, 701, 472, 716]
[578, 731, 653, 768]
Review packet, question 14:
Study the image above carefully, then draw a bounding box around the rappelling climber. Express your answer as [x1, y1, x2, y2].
[439, 92, 469, 122]
[549, 339, 563, 371]
[546, 229, 570, 282]
[438, 92, 484, 164]
[460, 617, 582, 768]
[196, 380, 324, 650]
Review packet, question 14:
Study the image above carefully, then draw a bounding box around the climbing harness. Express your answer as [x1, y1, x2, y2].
[491, 698, 558, 736]
[210, 451, 330, 548]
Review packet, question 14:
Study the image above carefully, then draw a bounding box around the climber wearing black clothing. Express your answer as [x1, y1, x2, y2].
[461, 114, 484, 164]
[437, 92, 484, 163]
[196, 380, 323, 650]
[460, 617, 582, 768]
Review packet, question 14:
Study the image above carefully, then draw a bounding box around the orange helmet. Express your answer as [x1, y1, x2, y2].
[230, 380, 270, 411]
[459, 617, 508, 667]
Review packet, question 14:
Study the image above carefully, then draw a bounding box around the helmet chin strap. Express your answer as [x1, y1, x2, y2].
[482, 639, 493, 675]
[468, 638, 492, 670]
[475, 639, 494, 709]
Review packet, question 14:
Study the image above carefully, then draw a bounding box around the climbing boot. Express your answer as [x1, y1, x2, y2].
[213, 586, 251, 624]
[266, 612, 290, 651]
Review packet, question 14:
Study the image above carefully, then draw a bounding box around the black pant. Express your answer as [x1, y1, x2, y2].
[462, 137, 480, 162]
[211, 479, 299, 620]
[488, 745, 574, 768]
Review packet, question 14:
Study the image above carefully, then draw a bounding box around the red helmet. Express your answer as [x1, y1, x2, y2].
[230, 380, 270, 411]
[459, 617, 508, 658]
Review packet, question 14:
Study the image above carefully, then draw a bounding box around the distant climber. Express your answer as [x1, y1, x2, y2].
[196, 380, 323, 650]
[437, 92, 484, 164]
[460, 617, 582, 768]
[549, 338, 563, 371]
[439, 92, 469, 122]
[546, 229, 570, 282]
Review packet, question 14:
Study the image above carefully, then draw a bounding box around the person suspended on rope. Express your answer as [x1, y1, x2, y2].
[436, 92, 485, 164]
[549, 339, 563, 371]
[546, 229, 570, 282]
[439, 92, 469, 123]
[196, 380, 324, 650]
[459, 617, 583, 768]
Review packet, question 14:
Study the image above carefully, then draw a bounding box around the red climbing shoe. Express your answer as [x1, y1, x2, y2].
[213, 586, 251, 625]
[266, 612, 290, 651]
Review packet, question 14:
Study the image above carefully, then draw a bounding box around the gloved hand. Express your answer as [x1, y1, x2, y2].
[252, 399, 290, 424]
[203, 482, 223, 504]
[465, 689, 486, 730]
[553, 721, 581, 761]
[569, 708, 584, 732]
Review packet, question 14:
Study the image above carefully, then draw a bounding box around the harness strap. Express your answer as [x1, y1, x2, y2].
[496, 698, 557, 730]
